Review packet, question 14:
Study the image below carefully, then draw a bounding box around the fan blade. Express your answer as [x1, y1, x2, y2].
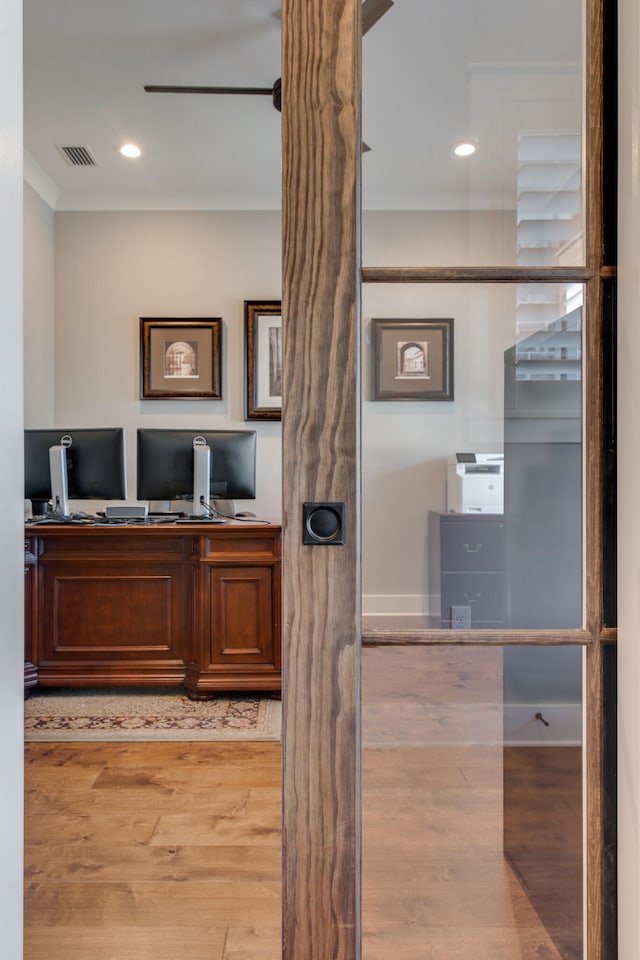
[362, 0, 394, 34]
[144, 84, 273, 96]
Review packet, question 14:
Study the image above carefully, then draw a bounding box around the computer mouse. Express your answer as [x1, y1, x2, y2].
[73, 511, 89, 519]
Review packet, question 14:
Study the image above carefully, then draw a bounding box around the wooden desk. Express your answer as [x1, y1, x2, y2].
[24, 521, 281, 699]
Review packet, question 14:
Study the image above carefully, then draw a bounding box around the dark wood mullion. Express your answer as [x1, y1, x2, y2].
[362, 266, 593, 283]
[584, 0, 607, 955]
[361, 630, 594, 647]
[281, 1, 361, 959]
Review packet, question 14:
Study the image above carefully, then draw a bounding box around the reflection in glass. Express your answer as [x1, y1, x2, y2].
[362, 645, 583, 959]
[362, 0, 585, 267]
[361, 283, 583, 631]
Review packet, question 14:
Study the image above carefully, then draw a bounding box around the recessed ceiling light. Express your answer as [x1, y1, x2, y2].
[452, 140, 477, 158]
[119, 143, 142, 159]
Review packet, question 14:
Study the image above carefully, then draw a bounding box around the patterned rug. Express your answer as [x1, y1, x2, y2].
[24, 687, 281, 742]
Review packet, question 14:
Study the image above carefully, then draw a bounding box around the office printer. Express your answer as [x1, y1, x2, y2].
[446, 453, 504, 513]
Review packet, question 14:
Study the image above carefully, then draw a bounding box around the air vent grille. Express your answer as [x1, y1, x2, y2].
[56, 145, 97, 167]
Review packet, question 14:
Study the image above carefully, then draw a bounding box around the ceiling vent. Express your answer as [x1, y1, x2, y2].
[56, 145, 98, 167]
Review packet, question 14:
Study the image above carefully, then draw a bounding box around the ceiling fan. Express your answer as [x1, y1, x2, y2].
[144, 0, 393, 115]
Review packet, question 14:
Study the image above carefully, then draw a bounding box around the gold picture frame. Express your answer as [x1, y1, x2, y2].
[244, 301, 282, 420]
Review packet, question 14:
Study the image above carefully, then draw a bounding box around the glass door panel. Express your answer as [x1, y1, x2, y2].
[361, 644, 584, 959]
[362, 282, 584, 630]
[362, 0, 585, 267]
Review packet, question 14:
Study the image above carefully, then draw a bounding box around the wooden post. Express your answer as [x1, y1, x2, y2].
[281, 1, 361, 958]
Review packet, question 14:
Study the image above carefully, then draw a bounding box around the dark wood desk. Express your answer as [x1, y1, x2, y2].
[24, 521, 281, 699]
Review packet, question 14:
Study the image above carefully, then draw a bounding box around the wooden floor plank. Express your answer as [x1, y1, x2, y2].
[25, 925, 232, 960]
[25, 844, 280, 884]
[24, 880, 280, 928]
[25, 648, 582, 960]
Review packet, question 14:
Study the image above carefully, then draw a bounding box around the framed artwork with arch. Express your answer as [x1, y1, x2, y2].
[140, 317, 222, 400]
[371, 317, 454, 401]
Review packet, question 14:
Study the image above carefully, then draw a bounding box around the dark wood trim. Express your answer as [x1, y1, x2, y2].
[586, 639, 605, 960]
[279, 0, 610, 957]
[24, 523, 282, 696]
[281, 1, 361, 958]
[585, 0, 606, 956]
[362, 266, 594, 284]
[362, 629, 595, 647]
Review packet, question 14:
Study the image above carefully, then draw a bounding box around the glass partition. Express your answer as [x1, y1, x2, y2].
[362, 644, 584, 959]
[362, 283, 583, 630]
[362, 0, 585, 267]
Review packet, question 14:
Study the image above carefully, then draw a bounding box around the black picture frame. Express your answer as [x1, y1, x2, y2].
[372, 318, 454, 401]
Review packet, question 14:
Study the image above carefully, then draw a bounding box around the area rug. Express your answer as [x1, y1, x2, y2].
[24, 688, 281, 742]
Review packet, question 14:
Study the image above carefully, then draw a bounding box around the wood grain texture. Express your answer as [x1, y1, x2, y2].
[281, 1, 361, 958]
[584, 2, 607, 958]
[25, 741, 282, 960]
[362, 623, 594, 646]
[25, 661, 584, 960]
[25, 524, 281, 695]
[276, 0, 609, 957]
[362, 266, 594, 283]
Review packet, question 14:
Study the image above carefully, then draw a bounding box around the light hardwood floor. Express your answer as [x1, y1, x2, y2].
[361, 646, 581, 960]
[25, 648, 582, 959]
[25, 742, 282, 960]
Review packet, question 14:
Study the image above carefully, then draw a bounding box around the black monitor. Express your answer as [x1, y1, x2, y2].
[136, 428, 256, 517]
[25, 428, 127, 517]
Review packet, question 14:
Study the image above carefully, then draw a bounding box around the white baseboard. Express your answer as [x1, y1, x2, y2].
[503, 703, 582, 746]
[362, 594, 431, 617]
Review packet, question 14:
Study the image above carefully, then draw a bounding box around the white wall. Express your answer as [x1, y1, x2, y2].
[0, 0, 25, 955]
[617, 0, 640, 955]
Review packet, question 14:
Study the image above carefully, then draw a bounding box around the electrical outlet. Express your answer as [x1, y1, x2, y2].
[450, 605, 471, 629]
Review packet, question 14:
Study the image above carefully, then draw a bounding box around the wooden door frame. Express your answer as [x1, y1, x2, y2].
[281, 1, 613, 958]
[281, 2, 362, 959]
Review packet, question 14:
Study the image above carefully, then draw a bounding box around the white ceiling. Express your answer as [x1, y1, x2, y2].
[23, 0, 582, 212]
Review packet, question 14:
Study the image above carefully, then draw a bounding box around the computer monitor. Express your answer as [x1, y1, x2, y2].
[136, 428, 257, 518]
[24, 428, 127, 518]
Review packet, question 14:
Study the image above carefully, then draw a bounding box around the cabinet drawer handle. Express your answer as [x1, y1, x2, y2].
[463, 592, 482, 604]
[462, 543, 482, 553]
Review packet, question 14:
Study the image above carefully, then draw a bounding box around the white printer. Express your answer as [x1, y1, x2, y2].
[446, 453, 504, 513]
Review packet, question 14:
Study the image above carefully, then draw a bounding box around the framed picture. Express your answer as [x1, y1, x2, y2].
[140, 318, 222, 400]
[244, 300, 282, 420]
[371, 318, 454, 401]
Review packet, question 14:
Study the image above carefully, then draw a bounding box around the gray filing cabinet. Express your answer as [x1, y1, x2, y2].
[428, 512, 505, 628]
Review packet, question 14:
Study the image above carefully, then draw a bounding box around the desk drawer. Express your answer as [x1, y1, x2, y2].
[202, 532, 281, 563]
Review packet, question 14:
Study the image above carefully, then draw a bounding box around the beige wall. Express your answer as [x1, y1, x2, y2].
[25, 206, 517, 612]
[24, 182, 54, 426]
[35, 209, 284, 517]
